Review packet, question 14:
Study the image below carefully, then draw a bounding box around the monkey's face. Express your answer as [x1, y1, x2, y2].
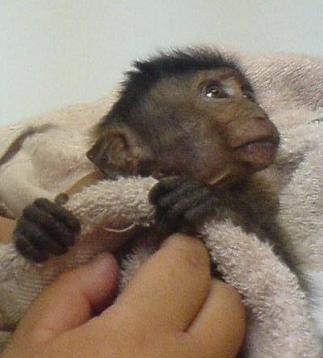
[139, 68, 280, 186]
[88, 67, 279, 186]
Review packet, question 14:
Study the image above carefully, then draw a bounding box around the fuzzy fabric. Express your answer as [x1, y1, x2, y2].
[0, 51, 322, 356]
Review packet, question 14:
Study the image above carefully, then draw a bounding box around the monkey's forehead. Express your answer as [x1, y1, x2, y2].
[193, 68, 250, 86]
[197, 67, 240, 79]
[148, 68, 252, 98]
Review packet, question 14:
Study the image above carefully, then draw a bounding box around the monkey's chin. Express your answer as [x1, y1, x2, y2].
[237, 141, 277, 171]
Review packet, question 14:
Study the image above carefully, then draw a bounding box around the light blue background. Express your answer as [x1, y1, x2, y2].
[1, 0, 322, 124]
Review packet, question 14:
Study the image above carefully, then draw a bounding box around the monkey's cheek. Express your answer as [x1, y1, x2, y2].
[236, 141, 278, 171]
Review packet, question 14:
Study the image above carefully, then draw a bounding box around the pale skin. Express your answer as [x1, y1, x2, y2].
[2, 234, 246, 358]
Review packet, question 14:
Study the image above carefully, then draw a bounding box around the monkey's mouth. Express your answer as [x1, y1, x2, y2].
[237, 138, 278, 152]
[235, 136, 279, 169]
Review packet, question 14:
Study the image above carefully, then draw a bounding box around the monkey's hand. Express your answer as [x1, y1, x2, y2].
[149, 176, 228, 234]
[13, 198, 81, 263]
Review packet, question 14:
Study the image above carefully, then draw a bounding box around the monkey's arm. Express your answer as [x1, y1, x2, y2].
[11, 172, 104, 262]
[149, 176, 241, 235]
[12, 176, 157, 262]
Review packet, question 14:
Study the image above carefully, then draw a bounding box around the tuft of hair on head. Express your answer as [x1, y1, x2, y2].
[133, 47, 239, 80]
[99, 47, 247, 129]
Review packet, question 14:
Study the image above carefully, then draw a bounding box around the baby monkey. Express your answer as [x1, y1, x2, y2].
[13, 48, 280, 262]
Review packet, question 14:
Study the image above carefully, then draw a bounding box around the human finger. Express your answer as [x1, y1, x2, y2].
[188, 280, 246, 357]
[110, 234, 211, 332]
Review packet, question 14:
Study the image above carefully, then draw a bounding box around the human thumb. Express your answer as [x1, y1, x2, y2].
[13, 253, 119, 344]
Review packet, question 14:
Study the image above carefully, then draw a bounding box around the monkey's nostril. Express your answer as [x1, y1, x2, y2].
[256, 116, 267, 121]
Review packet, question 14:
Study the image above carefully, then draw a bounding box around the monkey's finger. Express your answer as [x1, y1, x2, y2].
[188, 280, 246, 357]
[14, 232, 49, 262]
[148, 176, 186, 204]
[155, 180, 204, 210]
[183, 195, 220, 226]
[163, 187, 211, 223]
[34, 198, 81, 232]
[23, 205, 76, 247]
[16, 217, 68, 257]
[153, 215, 175, 236]
[13, 253, 118, 342]
[109, 234, 211, 332]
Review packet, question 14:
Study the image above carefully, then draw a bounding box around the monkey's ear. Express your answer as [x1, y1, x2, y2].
[86, 126, 154, 178]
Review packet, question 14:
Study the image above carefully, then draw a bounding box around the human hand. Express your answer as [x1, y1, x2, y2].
[3, 234, 245, 357]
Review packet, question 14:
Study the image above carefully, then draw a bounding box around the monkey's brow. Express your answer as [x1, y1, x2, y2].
[213, 70, 253, 92]
[216, 72, 237, 81]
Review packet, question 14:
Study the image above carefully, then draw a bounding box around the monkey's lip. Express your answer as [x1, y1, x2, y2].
[234, 135, 279, 151]
[235, 136, 279, 169]
[236, 138, 278, 151]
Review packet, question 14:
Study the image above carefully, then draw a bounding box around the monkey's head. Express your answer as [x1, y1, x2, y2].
[87, 49, 279, 187]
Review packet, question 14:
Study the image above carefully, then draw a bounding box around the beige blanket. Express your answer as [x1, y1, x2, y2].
[0, 51, 322, 357]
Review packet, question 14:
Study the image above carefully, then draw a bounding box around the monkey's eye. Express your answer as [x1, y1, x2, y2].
[203, 85, 227, 99]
